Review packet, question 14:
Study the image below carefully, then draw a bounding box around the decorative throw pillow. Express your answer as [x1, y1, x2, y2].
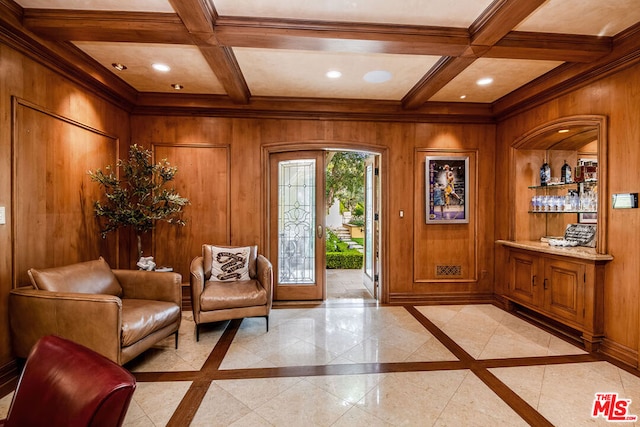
[209, 246, 251, 282]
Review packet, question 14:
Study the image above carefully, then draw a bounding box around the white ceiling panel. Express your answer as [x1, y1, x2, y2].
[213, 0, 495, 27]
[429, 58, 564, 103]
[15, 0, 174, 12]
[73, 42, 226, 94]
[234, 48, 441, 100]
[515, 0, 640, 36]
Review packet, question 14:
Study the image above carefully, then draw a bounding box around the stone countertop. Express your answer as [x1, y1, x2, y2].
[496, 240, 613, 262]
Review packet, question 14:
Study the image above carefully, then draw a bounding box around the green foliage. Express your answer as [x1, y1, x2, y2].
[326, 152, 367, 213]
[88, 144, 190, 239]
[353, 202, 364, 217]
[325, 229, 363, 269]
[326, 253, 363, 269]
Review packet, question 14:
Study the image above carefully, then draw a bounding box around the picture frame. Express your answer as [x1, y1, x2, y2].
[426, 156, 469, 224]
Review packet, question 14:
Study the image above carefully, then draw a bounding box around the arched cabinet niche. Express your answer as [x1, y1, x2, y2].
[509, 115, 608, 254]
[498, 115, 612, 352]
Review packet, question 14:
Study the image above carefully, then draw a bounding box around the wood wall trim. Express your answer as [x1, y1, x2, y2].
[0, 13, 136, 110]
[494, 23, 640, 119]
[133, 94, 495, 123]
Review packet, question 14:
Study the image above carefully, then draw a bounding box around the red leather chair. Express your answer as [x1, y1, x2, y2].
[0, 335, 136, 427]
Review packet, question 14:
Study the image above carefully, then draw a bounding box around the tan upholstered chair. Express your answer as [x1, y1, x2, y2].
[189, 245, 273, 341]
[9, 257, 182, 365]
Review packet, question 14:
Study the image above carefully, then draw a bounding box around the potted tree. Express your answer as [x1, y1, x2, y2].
[88, 144, 189, 267]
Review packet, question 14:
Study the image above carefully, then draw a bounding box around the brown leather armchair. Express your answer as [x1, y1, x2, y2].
[9, 257, 182, 365]
[190, 245, 273, 341]
[0, 335, 136, 427]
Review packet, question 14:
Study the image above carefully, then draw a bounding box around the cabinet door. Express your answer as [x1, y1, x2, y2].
[542, 258, 585, 325]
[509, 250, 541, 306]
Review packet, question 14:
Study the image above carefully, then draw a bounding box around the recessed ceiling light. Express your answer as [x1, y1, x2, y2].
[111, 63, 127, 71]
[460, 95, 467, 99]
[152, 63, 171, 72]
[476, 77, 493, 86]
[171, 84, 184, 90]
[326, 70, 342, 79]
[363, 70, 392, 83]
[558, 129, 570, 133]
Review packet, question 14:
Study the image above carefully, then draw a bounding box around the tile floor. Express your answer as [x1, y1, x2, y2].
[2, 270, 640, 426]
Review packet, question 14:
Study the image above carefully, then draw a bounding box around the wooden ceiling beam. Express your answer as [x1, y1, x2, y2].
[23, 10, 193, 44]
[167, 0, 249, 104]
[214, 17, 470, 56]
[485, 31, 611, 62]
[401, 56, 477, 109]
[199, 46, 250, 103]
[167, 0, 218, 45]
[469, 0, 547, 46]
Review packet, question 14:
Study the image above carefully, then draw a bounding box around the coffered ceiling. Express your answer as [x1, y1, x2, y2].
[9, 0, 640, 116]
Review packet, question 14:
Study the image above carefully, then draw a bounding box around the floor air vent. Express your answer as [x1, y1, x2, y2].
[436, 265, 462, 277]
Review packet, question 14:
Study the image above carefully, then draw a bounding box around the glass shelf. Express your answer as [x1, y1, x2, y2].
[528, 210, 597, 214]
[528, 180, 597, 190]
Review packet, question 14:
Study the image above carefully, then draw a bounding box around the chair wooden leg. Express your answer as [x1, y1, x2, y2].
[196, 324, 200, 342]
[265, 315, 269, 332]
[174, 331, 179, 349]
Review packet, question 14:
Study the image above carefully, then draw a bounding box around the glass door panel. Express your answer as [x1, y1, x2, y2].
[270, 151, 325, 300]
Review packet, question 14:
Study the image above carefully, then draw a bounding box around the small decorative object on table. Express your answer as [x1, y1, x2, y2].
[137, 256, 156, 271]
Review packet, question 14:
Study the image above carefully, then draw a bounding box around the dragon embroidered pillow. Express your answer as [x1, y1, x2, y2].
[208, 245, 251, 282]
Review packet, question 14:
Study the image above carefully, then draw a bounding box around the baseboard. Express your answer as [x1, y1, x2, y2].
[388, 292, 494, 305]
[599, 338, 638, 369]
[0, 359, 19, 398]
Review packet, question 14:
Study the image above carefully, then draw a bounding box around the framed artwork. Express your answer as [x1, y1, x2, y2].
[426, 156, 469, 224]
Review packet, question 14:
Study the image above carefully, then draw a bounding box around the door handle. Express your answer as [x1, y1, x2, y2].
[532, 275, 537, 286]
[317, 225, 323, 239]
[543, 278, 548, 290]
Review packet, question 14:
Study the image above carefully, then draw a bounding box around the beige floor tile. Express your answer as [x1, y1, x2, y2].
[0, 392, 13, 419]
[123, 381, 192, 426]
[303, 373, 384, 404]
[492, 362, 640, 427]
[190, 382, 258, 427]
[214, 376, 303, 410]
[253, 380, 352, 426]
[332, 406, 393, 426]
[434, 372, 529, 426]
[127, 314, 222, 372]
[355, 371, 468, 425]
[228, 411, 274, 427]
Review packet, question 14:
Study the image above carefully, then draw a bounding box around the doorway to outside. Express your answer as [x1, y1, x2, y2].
[269, 149, 381, 303]
[325, 151, 379, 302]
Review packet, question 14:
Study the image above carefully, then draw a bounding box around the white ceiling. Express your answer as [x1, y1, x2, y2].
[13, 0, 640, 105]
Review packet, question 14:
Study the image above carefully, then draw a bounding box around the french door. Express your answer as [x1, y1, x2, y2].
[269, 151, 326, 300]
[364, 155, 380, 299]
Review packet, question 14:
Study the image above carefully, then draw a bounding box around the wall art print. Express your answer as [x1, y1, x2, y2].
[426, 156, 469, 224]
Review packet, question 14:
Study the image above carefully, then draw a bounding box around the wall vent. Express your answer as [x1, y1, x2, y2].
[436, 265, 462, 277]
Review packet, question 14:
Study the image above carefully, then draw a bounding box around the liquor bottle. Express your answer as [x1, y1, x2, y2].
[540, 161, 550, 186]
[561, 160, 572, 183]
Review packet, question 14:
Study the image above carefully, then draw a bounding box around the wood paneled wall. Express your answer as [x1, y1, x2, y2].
[0, 43, 130, 368]
[152, 144, 230, 280]
[495, 62, 640, 367]
[131, 116, 497, 304]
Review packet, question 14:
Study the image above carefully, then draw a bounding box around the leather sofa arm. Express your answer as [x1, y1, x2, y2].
[256, 255, 273, 308]
[114, 270, 182, 306]
[189, 257, 205, 319]
[9, 288, 122, 363]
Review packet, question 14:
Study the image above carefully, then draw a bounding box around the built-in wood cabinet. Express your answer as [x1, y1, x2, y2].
[501, 242, 611, 351]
